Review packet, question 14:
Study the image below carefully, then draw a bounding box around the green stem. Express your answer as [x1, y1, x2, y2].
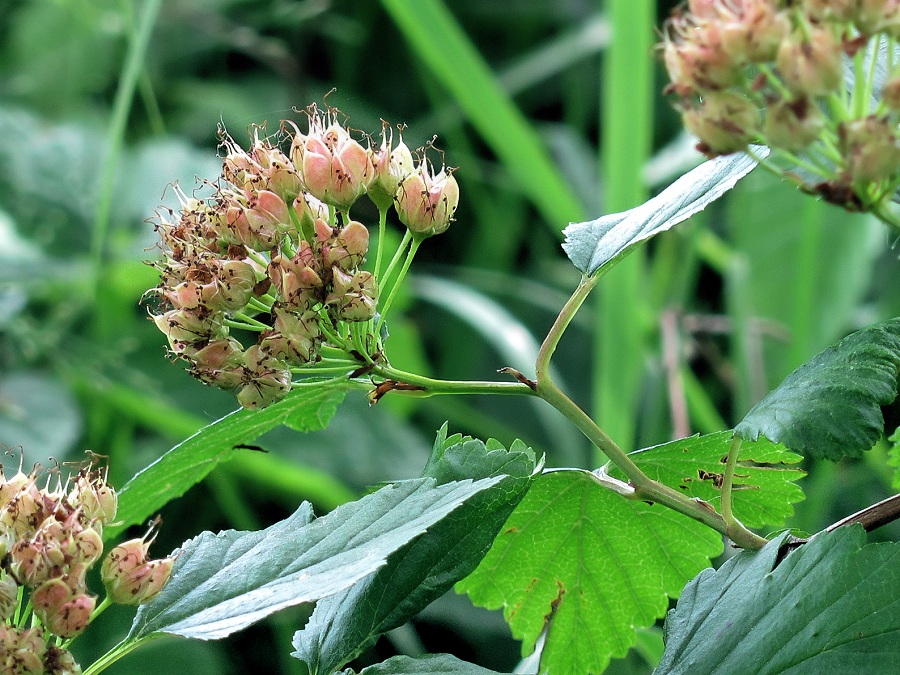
[83, 635, 159, 675]
[720, 434, 742, 526]
[376, 236, 422, 333]
[536, 274, 598, 381]
[90, 0, 162, 297]
[374, 206, 389, 279]
[374, 364, 536, 397]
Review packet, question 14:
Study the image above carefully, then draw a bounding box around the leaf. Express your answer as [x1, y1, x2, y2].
[735, 318, 900, 461]
[562, 149, 765, 276]
[458, 470, 722, 675]
[128, 474, 505, 641]
[656, 526, 900, 674]
[612, 431, 805, 529]
[109, 382, 349, 539]
[342, 654, 506, 675]
[292, 427, 538, 674]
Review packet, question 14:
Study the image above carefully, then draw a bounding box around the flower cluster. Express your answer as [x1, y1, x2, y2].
[0, 460, 173, 674]
[150, 104, 459, 410]
[662, 0, 900, 218]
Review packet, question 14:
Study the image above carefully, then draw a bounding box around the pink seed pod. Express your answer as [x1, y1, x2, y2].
[102, 535, 174, 607]
[368, 122, 415, 211]
[32, 575, 97, 638]
[394, 158, 459, 238]
[0, 625, 46, 674]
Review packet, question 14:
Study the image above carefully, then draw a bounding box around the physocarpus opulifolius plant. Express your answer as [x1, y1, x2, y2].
[148, 104, 459, 410]
[661, 0, 900, 230]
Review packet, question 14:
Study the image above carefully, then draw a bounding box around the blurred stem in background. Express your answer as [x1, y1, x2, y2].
[595, 0, 655, 456]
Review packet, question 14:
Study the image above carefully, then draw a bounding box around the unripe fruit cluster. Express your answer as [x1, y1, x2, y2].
[0, 461, 173, 673]
[662, 0, 900, 213]
[150, 104, 460, 410]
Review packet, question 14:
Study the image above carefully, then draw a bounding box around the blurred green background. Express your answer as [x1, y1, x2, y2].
[1, 0, 898, 673]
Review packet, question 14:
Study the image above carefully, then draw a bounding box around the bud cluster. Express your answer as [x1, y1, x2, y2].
[662, 1, 900, 218]
[150, 104, 460, 409]
[0, 460, 173, 673]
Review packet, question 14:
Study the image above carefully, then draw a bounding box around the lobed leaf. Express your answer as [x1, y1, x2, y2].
[657, 527, 900, 674]
[458, 470, 722, 675]
[613, 431, 805, 529]
[109, 382, 349, 539]
[562, 149, 764, 277]
[128, 474, 505, 642]
[292, 427, 538, 673]
[735, 318, 900, 461]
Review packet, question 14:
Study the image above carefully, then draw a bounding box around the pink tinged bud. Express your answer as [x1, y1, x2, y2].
[0, 625, 46, 675]
[682, 91, 760, 154]
[292, 193, 329, 232]
[839, 115, 900, 182]
[102, 536, 174, 606]
[663, 18, 740, 92]
[32, 580, 96, 639]
[883, 71, 900, 110]
[368, 126, 416, 210]
[269, 247, 325, 310]
[394, 160, 459, 237]
[776, 28, 842, 97]
[763, 98, 825, 152]
[296, 116, 374, 211]
[803, 0, 856, 22]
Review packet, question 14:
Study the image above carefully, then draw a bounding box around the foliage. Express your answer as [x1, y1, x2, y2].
[1, 1, 900, 674]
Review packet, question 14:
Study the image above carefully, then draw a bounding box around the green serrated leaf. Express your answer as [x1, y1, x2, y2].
[657, 526, 900, 674]
[458, 470, 722, 675]
[735, 318, 900, 461]
[128, 475, 503, 642]
[890, 427, 900, 490]
[292, 433, 537, 674]
[109, 383, 349, 540]
[343, 654, 506, 674]
[562, 150, 763, 276]
[612, 431, 805, 529]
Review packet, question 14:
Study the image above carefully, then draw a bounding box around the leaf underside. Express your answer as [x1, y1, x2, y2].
[292, 427, 538, 674]
[128, 475, 503, 642]
[562, 149, 764, 277]
[736, 318, 900, 461]
[340, 654, 505, 675]
[657, 526, 900, 674]
[458, 470, 722, 675]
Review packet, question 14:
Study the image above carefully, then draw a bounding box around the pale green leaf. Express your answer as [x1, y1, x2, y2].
[458, 470, 722, 675]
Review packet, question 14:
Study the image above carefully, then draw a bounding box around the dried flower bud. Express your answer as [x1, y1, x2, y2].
[191, 338, 246, 389]
[327, 268, 378, 322]
[683, 91, 760, 154]
[236, 345, 292, 409]
[776, 27, 843, 97]
[0, 625, 46, 675]
[394, 158, 459, 237]
[269, 244, 325, 310]
[321, 221, 369, 271]
[663, 16, 740, 92]
[102, 536, 174, 606]
[764, 97, 825, 151]
[153, 308, 224, 354]
[839, 115, 900, 182]
[258, 308, 323, 365]
[67, 470, 117, 525]
[44, 646, 82, 675]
